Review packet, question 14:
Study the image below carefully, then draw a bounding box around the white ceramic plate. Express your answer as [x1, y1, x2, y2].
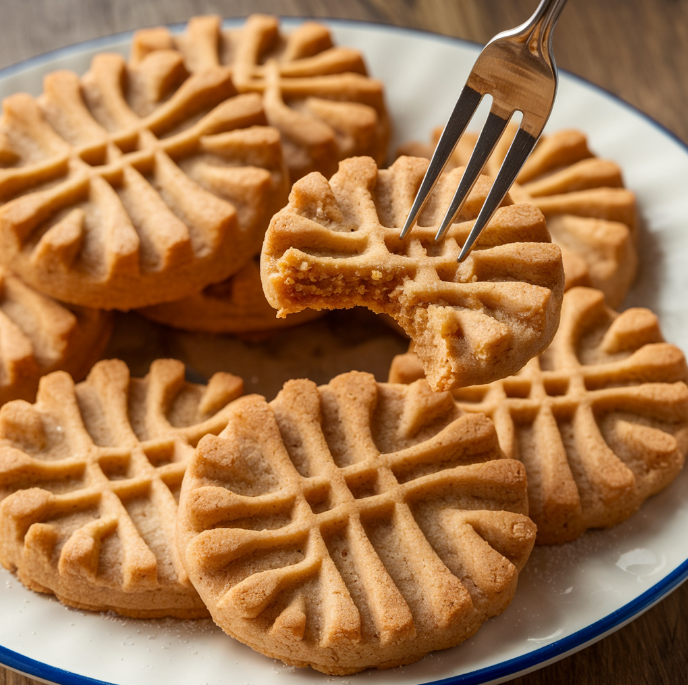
[2, 18, 688, 685]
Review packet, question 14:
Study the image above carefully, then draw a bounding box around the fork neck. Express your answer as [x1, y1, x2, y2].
[518, 0, 569, 59]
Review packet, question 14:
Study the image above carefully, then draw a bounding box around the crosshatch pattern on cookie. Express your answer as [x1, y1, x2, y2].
[178, 371, 536, 675]
[261, 155, 565, 392]
[138, 257, 323, 334]
[0, 358, 244, 617]
[401, 125, 637, 308]
[389, 287, 688, 544]
[131, 14, 390, 180]
[0, 49, 289, 310]
[0, 267, 113, 404]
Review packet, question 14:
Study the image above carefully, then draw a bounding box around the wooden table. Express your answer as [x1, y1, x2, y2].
[0, 1, 687, 683]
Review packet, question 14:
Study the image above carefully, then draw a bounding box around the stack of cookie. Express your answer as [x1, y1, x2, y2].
[0, 12, 391, 366]
[0, 12, 687, 679]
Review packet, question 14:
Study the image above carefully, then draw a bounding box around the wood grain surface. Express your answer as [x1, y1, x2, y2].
[1, 1, 687, 684]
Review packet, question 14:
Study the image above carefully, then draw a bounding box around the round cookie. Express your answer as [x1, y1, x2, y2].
[0, 267, 112, 404]
[178, 371, 536, 674]
[0, 358, 244, 617]
[390, 287, 688, 543]
[0, 49, 289, 309]
[131, 14, 390, 181]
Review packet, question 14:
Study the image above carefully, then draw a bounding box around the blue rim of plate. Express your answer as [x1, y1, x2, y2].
[1, 17, 687, 685]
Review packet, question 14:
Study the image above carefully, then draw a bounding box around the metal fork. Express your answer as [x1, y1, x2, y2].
[400, 0, 570, 261]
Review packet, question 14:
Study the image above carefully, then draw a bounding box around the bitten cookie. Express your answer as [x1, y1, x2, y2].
[261, 155, 564, 392]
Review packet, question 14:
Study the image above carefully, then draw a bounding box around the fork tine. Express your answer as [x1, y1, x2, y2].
[434, 110, 511, 242]
[457, 126, 540, 262]
[399, 85, 482, 239]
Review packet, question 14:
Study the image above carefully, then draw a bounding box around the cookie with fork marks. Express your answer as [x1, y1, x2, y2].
[261, 155, 565, 392]
[0, 46, 289, 309]
[390, 287, 688, 543]
[0, 358, 243, 617]
[0, 267, 112, 405]
[178, 371, 536, 674]
[131, 14, 390, 181]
